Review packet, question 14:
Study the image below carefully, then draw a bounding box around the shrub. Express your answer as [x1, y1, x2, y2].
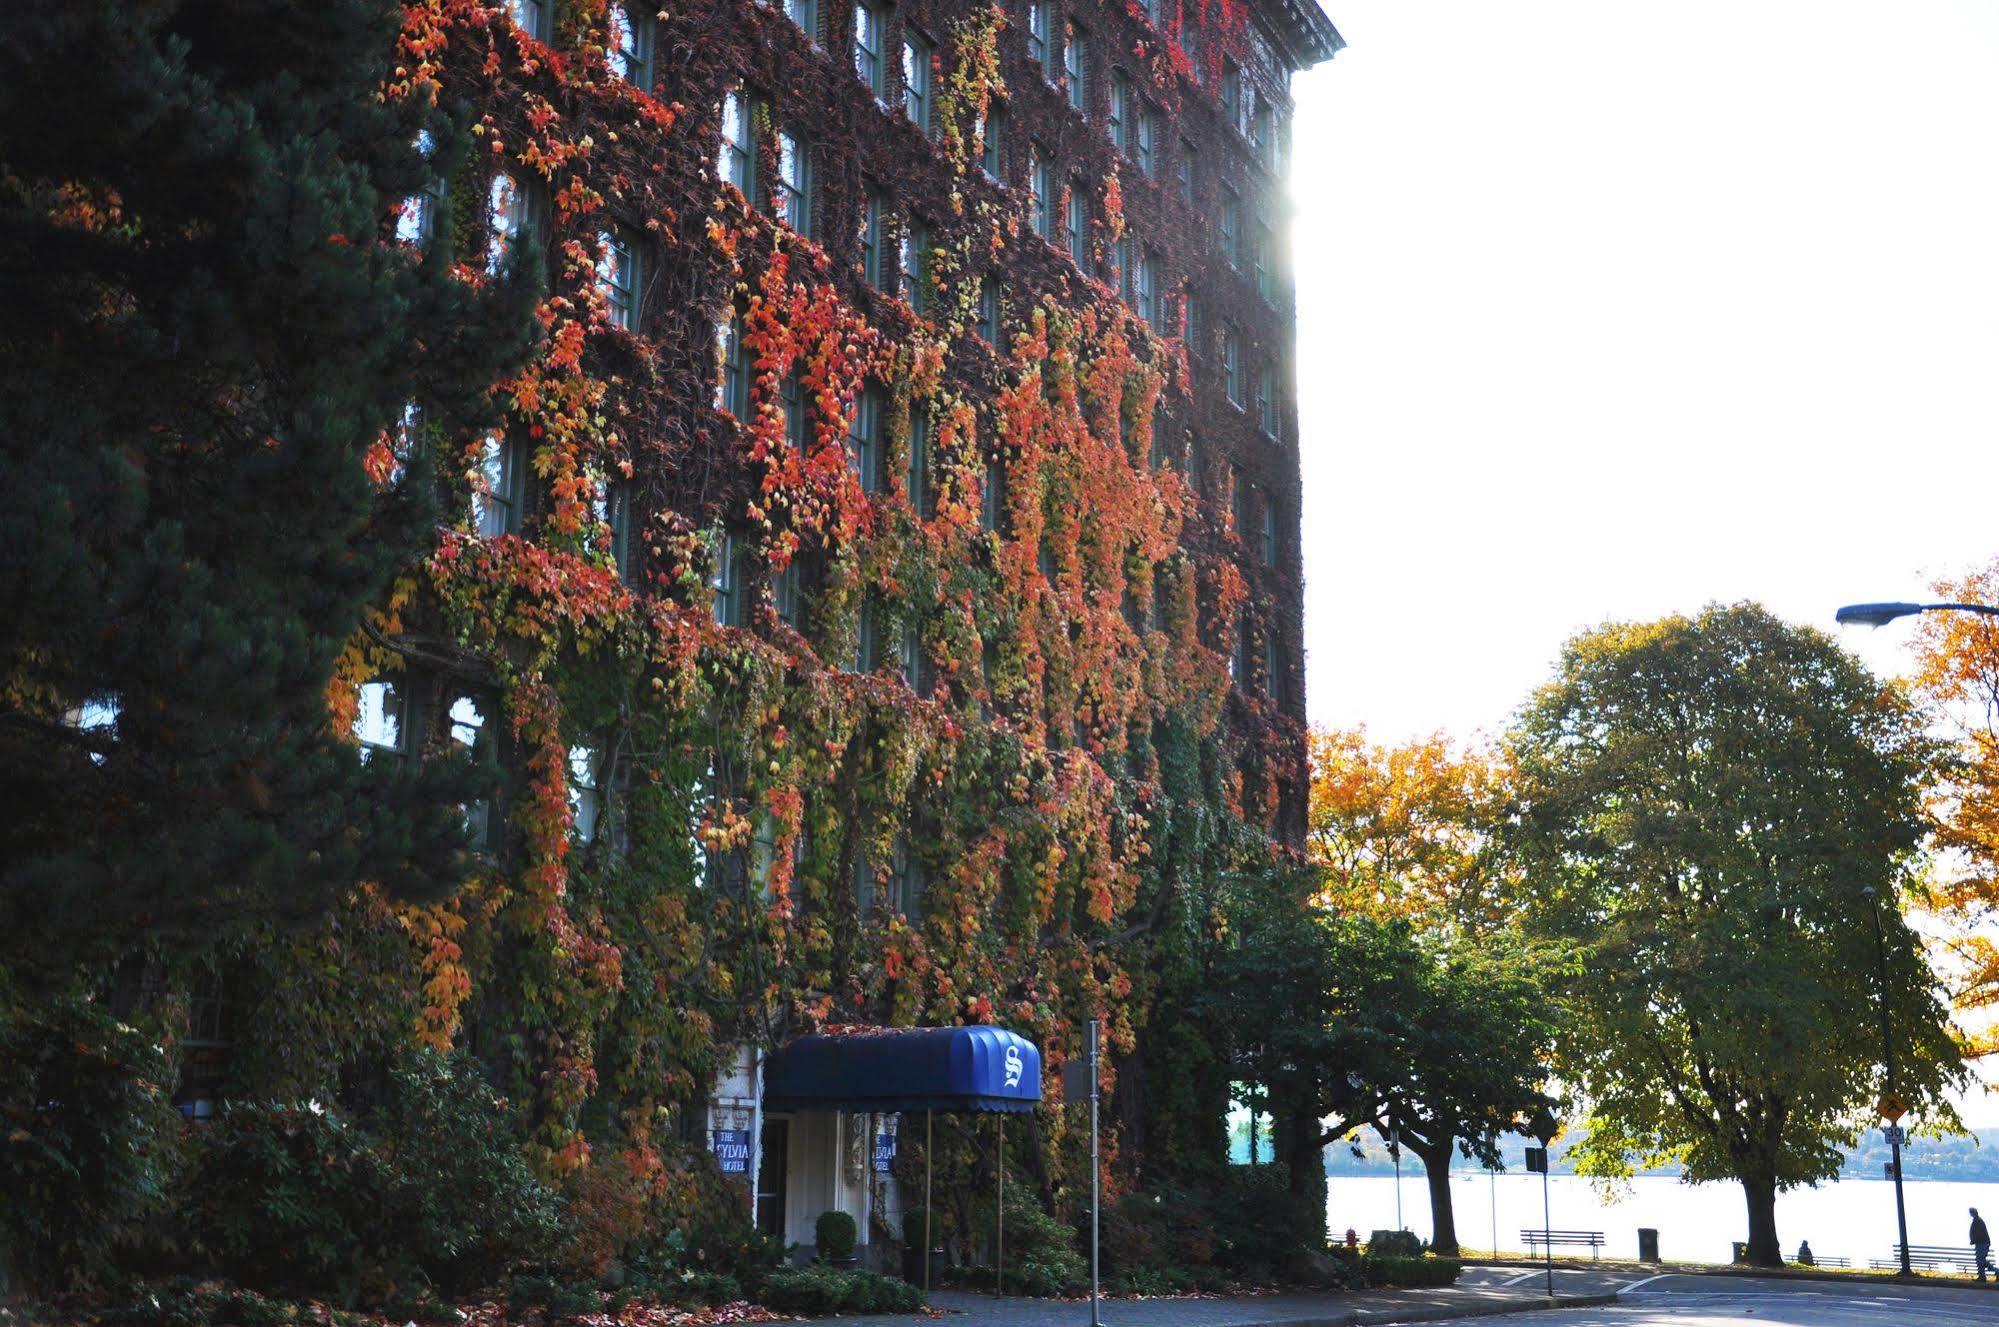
[1366, 1229, 1424, 1258]
[816, 1208, 858, 1260]
[972, 1189, 1084, 1297]
[1363, 1255, 1462, 1288]
[506, 1273, 602, 1319]
[903, 1205, 937, 1249]
[759, 1266, 924, 1314]
[1207, 1166, 1313, 1273]
[626, 1169, 783, 1299]
[0, 998, 181, 1290]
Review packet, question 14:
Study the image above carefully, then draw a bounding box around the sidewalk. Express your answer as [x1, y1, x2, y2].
[797, 1278, 1619, 1327]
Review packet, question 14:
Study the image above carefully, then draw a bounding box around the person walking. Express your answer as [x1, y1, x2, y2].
[1972, 1207, 1992, 1283]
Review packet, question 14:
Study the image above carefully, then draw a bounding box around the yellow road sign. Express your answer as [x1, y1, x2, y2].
[1877, 1091, 1909, 1123]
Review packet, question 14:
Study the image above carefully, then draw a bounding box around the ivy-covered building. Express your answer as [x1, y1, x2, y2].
[324, 0, 1336, 1265]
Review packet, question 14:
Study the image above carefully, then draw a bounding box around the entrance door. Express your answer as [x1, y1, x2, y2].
[757, 1118, 790, 1238]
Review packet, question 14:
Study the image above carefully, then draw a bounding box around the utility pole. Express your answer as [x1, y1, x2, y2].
[1864, 886, 1914, 1277]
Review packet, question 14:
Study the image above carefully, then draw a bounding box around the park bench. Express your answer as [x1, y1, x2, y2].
[1522, 1228, 1606, 1259]
[1867, 1245, 1982, 1274]
[1808, 1255, 1851, 1267]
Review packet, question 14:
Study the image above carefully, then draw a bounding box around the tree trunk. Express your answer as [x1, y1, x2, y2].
[1741, 1169, 1782, 1267]
[1413, 1137, 1460, 1256]
[1276, 1101, 1328, 1241]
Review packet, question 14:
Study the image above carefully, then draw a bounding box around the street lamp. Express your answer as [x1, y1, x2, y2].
[1861, 885, 1914, 1278]
[1836, 601, 1999, 628]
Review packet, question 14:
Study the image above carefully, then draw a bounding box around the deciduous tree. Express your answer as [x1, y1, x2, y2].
[1509, 602, 1966, 1266]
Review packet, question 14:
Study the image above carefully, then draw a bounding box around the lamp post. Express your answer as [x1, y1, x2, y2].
[1862, 885, 1915, 1278]
[1835, 601, 1999, 628]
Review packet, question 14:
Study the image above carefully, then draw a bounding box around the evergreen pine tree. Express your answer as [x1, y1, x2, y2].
[0, 0, 539, 990]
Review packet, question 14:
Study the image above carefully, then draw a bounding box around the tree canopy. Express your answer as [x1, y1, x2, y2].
[1509, 602, 1966, 1265]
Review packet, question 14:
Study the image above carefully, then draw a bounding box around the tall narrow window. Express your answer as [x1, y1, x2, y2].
[1220, 58, 1241, 125]
[477, 432, 527, 536]
[1258, 360, 1279, 437]
[1108, 71, 1129, 152]
[1253, 99, 1275, 168]
[980, 104, 1004, 178]
[774, 556, 804, 627]
[902, 30, 933, 134]
[898, 625, 924, 693]
[508, 0, 551, 41]
[598, 230, 639, 330]
[1136, 108, 1158, 177]
[1028, 1, 1055, 80]
[1230, 465, 1248, 534]
[773, 130, 811, 234]
[1261, 494, 1279, 565]
[605, 480, 633, 577]
[899, 216, 930, 313]
[862, 186, 887, 288]
[354, 679, 407, 761]
[1223, 324, 1243, 406]
[1253, 217, 1274, 302]
[906, 406, 930, 514]
[718, 318, 749, 417]
[570, 745, 603, 844]
[978, 280, 1000, 344]
[1064, 187, 1087, 269]
[486, 174, 535, 275]
[1134, 247, 1155, 324]
[981, 456, 1005, 533]
[1266, 632, 1288, 705]
[1219, 186, 1241, 267]
[849, 385, 884, 491]
[1029, 146, 1053, 240]
[608, 4, 653, 87]
[398, 131, 444, 247]
[781, 369, 809, 448]
[854, 597, 882, 671]
[1064, 21, 1087, 111]
[711, 531, 741, 626]
[450, 692, 499, 853]
[785, 0, 817, 40]
[1175, 137, 1195, 206]
[718, 90, 753, 195]
[854, 0, 885, 98]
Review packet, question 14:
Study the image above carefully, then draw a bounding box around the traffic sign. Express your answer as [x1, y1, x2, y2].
[1524, 1146, 1549, 1174]
[1882, 1124, 1905, 1147]
[1878, 1091, 1909, 1123]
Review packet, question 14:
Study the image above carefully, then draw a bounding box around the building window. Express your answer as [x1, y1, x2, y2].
[1134, 247, 1155, 324]
[598, 230, 639, 330]
[1230, 465, 1249, 534]
[1221, 58, 1241, 125]
[607, 3, 653, 87]
[853, 596, 883, 671]
[854, 0, 886, 99]
[773, 129, 811, 234]
[398, 132, 444, 247]
[981, 455, 1005, 532]
[862, 185, 887, 288]
[1261, 493, 1279, 565]
[1253, 217, 1274, 303]
[486, 173, 536, 275]
[786, 0, 817, 40]
[899, 216, 930, 313]
[1064, 187, 1087, 269]
[1028, 1, 1056, 80]
[978, 280, 1000, 344]
[718, 89, 753, 195]
[717, 318, 749, 417]
[1222, 324, 1242, 406]
[1175, 137, 1195, 206]
[603, 480, 634, 576]
[1108, 70, 1129, 152]
[907, 406, 930, 514]
[774, 554, 806, 627]
[1029, 146, 1053, 239]
[1252, 98, 1275, 168]
[781, 368, 809, 449]
[507, 0, 551, 41]
[1136, 109, 1158, 177]
[1219, 186, 1241, 267]
[890, 835, 924, 916]
[711, 530, 742, 626]
[1265, 632, 1287, 705]
[354, 679, 407, 760]
[1064, 21, 1087, 111]
[849, 384, 884, 491]
[980, 103, 1004, 178]
[1258, 360, 1279, 437]
[898, 623, 923, 692]
[570, 745, 603, 844]
[450, 691, 500, 854]
[477, 431, 527, 536]
[902, 30, 933, 133]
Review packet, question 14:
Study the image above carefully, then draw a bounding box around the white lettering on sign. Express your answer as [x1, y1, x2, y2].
[1004, 1044, 1024, 1089]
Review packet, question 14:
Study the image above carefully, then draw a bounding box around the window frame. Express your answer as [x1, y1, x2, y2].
[772, 128, 812, 235]
[854, 0, 886, 99]
[862, 185, 888, 289]
[849, 384, 885, 492]
[900, 215, 931, 313]
[607, 3, 654, 88]
[1064, 20, 1087, 111]
[1222, 323, 1243, 407]
[718, 89, 755, 197]
[902, 28, 934, 134]
[598, 228, 641, 330]
[477, 431, 528, 537]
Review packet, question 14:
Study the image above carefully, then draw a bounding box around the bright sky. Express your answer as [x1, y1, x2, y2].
[1290, 0, 1999, 747]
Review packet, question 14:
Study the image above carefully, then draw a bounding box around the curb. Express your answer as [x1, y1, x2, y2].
[1215, 1293, 1623, 1327]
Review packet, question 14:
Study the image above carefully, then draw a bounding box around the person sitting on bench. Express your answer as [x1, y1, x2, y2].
[1797, 1241, 1816, 1267]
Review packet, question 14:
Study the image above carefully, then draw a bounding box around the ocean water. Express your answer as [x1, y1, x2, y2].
[1325, 1172, 1999, 1267]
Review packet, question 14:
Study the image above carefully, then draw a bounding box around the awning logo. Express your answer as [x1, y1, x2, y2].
[1004, 1044, 1023, 1088]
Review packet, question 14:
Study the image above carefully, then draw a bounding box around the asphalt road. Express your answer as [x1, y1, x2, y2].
[1443, 1269, 1999, 1325]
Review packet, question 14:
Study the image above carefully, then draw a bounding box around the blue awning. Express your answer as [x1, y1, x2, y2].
[763, 1026, 1044, 1115]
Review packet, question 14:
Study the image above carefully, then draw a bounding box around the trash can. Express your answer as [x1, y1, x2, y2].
[1732, 1241, 1749, 1265]
[1638, 1228, 1660, 1263]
